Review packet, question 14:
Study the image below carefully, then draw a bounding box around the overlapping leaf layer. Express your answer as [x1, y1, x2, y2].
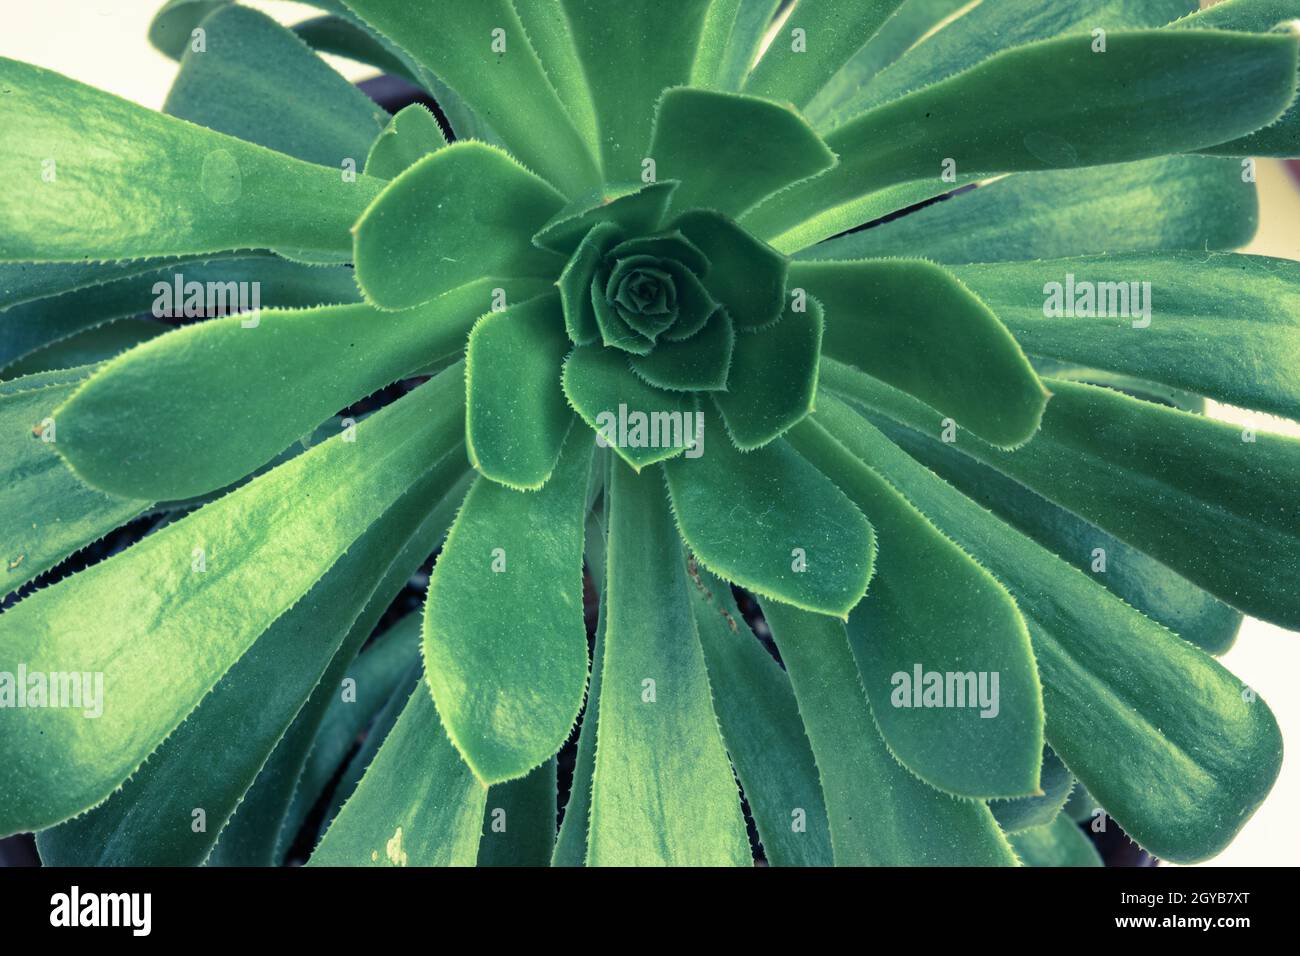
[1, 0, 1298, 867]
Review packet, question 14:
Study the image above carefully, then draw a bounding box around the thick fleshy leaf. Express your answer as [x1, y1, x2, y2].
[648, 87, 836, 219]
[952, 253, 1300, 422]
[1008, 815, 1103, 867]
[299, 663, 421, 856]
[742, 29, 1300, 250]
[1, 256, 361, 372]
[532, 181, 677, 256]
[663, 408, 874, 616]
[562, 345, 698, 469]
[671, 210, 788, 330]
[743, 0, 905, 107]
[761, 601, 1018, 866]
[34, 467, 459, 866]
[1177, 0, 1300, 156]
[0, 58, 382, 262]
[7, 320, 167, 378]
[885, 420, 1242, 656]
[557, 223, 620, 347]
[710, 0, 783, 92]
[788, 417, 1044, 799]
[478, 759, 557, 867]
[713, 298, 823, 449]
[276, 610, 426, 857]
[308, 684, 487, 867]
[423, 428, 593, 785]
[365, 104, 447, 179]
[690, 564, 833, 866]
[292, 15, 419, 85]
[586, 462, 751, 866]
[1, 371, 148, 596]
[340, 0, 600, 195]
[0, 373, 464, 837]
[825, 0, 1196, 125]
[803, 0, 970, 128]
[353, 143, 565, 311]
[466, 293, 574, 490]
[149, 0, 233, 58]
[827, 363, 1300, 629]
[551, 581, 605, 867]
[791, 259, 1047, 446]
[559, 0, 712, 181]
[629, 308, 734, 392]
[802, 156, 1257, 264]
[512, 0, 601, 161]
[163, 4, 388, 167]
[814, 394, 1283, 863]
[991, 749, 1075, 834]
[54, 279, 535, 501]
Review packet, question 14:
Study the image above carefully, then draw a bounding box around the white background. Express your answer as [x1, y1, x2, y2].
[2, 0, 1296, 865]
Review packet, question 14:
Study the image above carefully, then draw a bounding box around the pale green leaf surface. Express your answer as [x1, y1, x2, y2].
[1008, 814, 1103, 867]
[365, 104, 447, 179]
[423, 428, 593, 785]
[586, 462, 750, 866]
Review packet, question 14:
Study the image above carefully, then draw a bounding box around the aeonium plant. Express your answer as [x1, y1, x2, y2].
[1, 0, 1299, 868]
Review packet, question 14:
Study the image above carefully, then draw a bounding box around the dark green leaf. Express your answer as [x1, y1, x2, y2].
[478, 759, 557, 867]
[672, 209, 789, 330]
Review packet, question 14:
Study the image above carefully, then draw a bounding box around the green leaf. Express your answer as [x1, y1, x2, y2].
[690, 564, 833, 866]
[478, 759, 557, 867]
[743, 0, 906, 107]
[827, 0, 1197, 125]
[0, 58, 383, 262]
[663, 407, 874, 617]
[1176, 0, 1300, 156]
[1, 372, 148, 596]
[711, 0, 783, 92]
[35, 467, 457, 866]
[803, 0, 970, 128]
[760, 600, 1018, 866]
[7, 320, 167, 378]
[423, 428, 593, 785]
[952, 252, 1300, 422]
[551, 548, 606, 867]
[533, 181, 677, 256]
[1, 256, 360, 371]
[802, 156, 1256, 265]
[791, 259, 1047, 446]
[713, 297, 823, 449]
[308, 683, 487, 866]
[882, 419, 1243, 656]
[149, 0, 231, 58]
[54, 279, 535, 501]
[163, 5, 388, 167]
[813, 393, 1283, 863]
[828, 363, 1300, 629]
[1008, 815, 1103, 867]
[292, 15, 420, 85]
[512, 0, 602, 163]
[0, 372, 464, 837]
[353, 142, 565, 311]
[340, 0, 600, 195]
[562, 345, 699, 469]
[629, 308, 734, 392]
[466, 293, 575, 490]
[365, 105, 447, 179]
[558, 0, 713, 181]
[586, 462, 751, 866]
[671, 209, 789, 330]
[277, 610, 426, 857]
[648, 87, 836, 219]
[991, 748, 1076, 834]
[788, 417, 1044, 799]
[742, 29, 1300, 250]
[557, 222, 621, 345]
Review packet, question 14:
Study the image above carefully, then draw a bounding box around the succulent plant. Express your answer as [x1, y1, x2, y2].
[2, 0, 1299, 868]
